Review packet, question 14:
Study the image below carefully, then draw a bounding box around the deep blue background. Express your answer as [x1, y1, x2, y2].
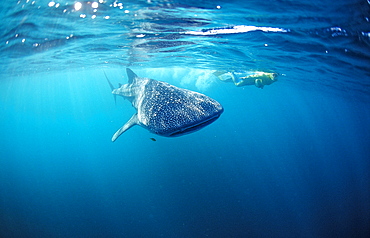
[0, 69, 369, 237]
[1, 0, 370, 237]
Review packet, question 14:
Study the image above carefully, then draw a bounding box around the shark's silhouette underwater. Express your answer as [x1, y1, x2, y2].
[107, 68, 224, 142]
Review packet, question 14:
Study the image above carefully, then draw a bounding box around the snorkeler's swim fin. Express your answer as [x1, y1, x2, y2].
[213, 70, 235, 82]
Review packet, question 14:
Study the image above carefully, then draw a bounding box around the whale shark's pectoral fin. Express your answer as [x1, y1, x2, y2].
[112, 113, 139, 142]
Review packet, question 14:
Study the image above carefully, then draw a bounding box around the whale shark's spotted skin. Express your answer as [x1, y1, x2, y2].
[107, 68, 223, 142]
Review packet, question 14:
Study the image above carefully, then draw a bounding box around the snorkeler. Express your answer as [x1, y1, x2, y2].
[213, 70, 278, 88]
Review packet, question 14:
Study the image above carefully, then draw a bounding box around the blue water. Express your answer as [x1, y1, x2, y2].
[1, 0, 370, 237]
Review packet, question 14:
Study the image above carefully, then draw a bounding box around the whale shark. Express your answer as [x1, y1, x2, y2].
[106, 68, 224, 142]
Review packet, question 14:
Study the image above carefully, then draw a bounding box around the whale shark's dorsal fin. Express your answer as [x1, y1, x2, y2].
[112, 113, 139, 142]
[126, 68, 138, 84]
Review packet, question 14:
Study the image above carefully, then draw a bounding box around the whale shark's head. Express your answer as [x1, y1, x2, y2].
[136, 80, 224, 137]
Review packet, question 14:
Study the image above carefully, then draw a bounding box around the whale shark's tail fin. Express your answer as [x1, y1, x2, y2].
[104, 71, 117, 105]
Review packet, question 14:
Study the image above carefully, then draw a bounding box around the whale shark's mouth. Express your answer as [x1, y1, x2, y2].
[168, 114, 222, 137]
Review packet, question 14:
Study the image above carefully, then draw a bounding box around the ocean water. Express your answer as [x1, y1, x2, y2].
[1, 0, 370, 237]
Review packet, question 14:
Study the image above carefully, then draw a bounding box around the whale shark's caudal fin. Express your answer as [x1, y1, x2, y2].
[104, 71, 117, 105]
[126, 68, 138, 84]
[112, 113, 139, 142]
